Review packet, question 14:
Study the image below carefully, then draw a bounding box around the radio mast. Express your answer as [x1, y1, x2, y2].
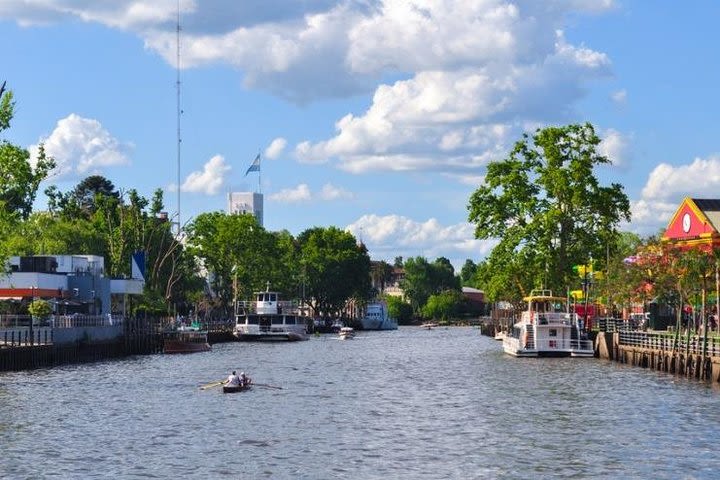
[175, 0, 182, 236]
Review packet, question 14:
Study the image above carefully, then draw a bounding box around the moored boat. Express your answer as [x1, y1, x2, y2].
[420, 323, 439, 330]
[233, 283, 308, 341]
[502, 289, 593, 357]
[494, 330, 507, 341]
[163, 324, 211, 354]
[359, 301, 398, 330]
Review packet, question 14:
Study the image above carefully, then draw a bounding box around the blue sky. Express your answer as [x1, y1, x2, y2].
[2, 1, 719, 269]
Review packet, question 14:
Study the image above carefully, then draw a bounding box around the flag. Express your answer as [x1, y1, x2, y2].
[245, 153, 260, 176]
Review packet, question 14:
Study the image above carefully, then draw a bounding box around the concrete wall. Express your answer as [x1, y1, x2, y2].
[52, 325, 123, 345]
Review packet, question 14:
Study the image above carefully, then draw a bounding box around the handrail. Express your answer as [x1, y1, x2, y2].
[618, 331, 720, 357]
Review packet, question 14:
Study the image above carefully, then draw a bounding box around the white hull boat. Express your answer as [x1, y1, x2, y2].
[502, 290, 594, 357]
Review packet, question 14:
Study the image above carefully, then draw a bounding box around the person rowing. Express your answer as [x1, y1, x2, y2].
[239, 371, 252, 387]
[225, 371, 241, 387]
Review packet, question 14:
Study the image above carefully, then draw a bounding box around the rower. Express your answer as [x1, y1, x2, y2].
[239, 372, 251, 386]
[226, 371, 241, 387]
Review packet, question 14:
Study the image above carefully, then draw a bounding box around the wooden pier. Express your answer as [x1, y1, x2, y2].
[596, 331, 720, 383]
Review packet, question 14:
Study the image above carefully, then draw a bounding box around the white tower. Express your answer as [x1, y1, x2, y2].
[227, 192, 264, 226]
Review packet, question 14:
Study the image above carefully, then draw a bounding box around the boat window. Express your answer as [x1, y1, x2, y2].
[286, 317, 295, 325]
[248, 316, 259, 325]
[257, 294, 263, 302]
[271, 317, 283, 324]
[270, 293, 277, 302]
[549, 329, 557, 337]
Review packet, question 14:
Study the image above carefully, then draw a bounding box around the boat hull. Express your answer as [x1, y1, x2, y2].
[163, 340, 211, 354]
[222, 384, 251, 394]
[233, 331, 307, 342]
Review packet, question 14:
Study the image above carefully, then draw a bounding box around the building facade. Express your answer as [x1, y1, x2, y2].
[227, 192, 264, 226]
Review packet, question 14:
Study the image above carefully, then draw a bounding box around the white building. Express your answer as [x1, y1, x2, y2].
[227, 192, 263, 226]
[0, 254, 144, 315]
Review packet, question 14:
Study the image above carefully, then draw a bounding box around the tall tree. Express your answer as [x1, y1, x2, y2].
[370, 260, 393, 293]
[297, 226, 371, 317]
[460, 259, 477, 286]
[0, 85, 55, 219]
[186, 212, 287, 314]
[467, 123, 630, 299]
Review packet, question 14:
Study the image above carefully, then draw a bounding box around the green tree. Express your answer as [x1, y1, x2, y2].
[467, 123, 630, 300]
[370, 260, 393, 293]
[297, 226, 371, 317]
[422, 290, 464, 321]
[401, 256, 460, 312]
[0, 85, 55, 219]
[385, 295, 414, 325]
[460, 259, 477, 286]
[28, 299, 52, 319]
[186, 212, 286, 314]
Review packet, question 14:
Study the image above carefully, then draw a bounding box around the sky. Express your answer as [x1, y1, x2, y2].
[2, 0, 720, 270]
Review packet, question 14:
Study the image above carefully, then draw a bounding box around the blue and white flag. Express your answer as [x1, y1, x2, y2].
[245, 153, 260, 176]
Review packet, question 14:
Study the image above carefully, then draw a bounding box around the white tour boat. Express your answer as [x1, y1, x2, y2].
[502, 290, 593, 357]
[359, 301, 398, 330]
[233, 283, 308, 341]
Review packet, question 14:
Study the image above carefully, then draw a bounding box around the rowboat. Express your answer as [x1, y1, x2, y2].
[222, 384, 252, 394]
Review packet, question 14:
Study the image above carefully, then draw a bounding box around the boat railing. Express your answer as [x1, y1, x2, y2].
[236, 300, 302, 315]
[534, 337, 593, 351]
[523, 312, 574, 325]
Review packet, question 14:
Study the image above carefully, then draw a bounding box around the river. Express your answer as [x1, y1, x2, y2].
[1, 326, 719, 479]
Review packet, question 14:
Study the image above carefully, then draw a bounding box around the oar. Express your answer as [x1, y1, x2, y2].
[200, 379, 226, 390]
[253, 383, 283, 390]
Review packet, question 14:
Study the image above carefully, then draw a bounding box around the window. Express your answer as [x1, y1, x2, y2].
[549, 329, 557, 337]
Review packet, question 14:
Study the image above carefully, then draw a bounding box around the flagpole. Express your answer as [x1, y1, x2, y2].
[258, 150, 262, 194]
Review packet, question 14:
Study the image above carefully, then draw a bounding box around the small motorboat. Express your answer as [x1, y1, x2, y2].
[222, 383, 252, 394]
[338, 326, 355, 340]
[420, 323, 439, 330]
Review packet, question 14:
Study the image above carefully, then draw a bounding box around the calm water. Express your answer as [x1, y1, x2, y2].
[2, 327, 720, 479]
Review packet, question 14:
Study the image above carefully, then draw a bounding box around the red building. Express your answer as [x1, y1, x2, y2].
[662, 197, 720, 250]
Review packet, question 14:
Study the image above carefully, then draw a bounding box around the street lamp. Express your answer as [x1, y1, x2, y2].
[29, 286, 35, 346]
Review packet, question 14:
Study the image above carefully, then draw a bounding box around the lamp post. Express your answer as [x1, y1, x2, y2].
[29, 286, 35, 346]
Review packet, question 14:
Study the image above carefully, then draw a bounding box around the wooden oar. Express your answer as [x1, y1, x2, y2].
[200, 379, 226, 390]
[253, 383, 283, 390]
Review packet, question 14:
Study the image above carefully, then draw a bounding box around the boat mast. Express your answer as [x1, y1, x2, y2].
[175, 0, 182, 236]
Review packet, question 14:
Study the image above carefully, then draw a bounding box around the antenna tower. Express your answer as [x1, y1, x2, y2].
[175, 0, 182, 236]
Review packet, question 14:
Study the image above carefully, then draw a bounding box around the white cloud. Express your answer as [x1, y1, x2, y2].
[295, 28, 611, 174]
[268, 182, 353, 202]
[443, 174, 485, 186]
[180, 154, 230, 195]
[346, 214, 498, 268]
[641, 156, 720, 202]
[269, 184, 311, 203]
[319, 183, 353, 200]
[2, 1, 615, 105]
[29, 113, 131, 179]
[265, 137, 287, 159]
[598, 128, 631, 167]
[611, 89, 627, 105]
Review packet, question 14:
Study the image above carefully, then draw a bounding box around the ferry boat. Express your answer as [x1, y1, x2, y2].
[163, 323, 211, 354]
[233, 283, 308, 341]
[502, 290, 593, 357]
[359, 301, 398, 331]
